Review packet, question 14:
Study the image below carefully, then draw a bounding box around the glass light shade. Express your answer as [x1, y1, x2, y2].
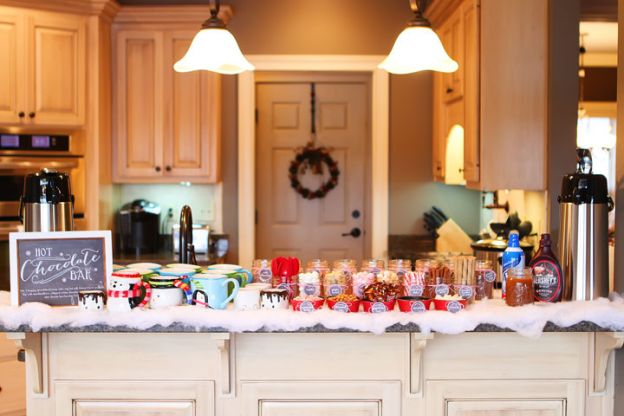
[379, 26, 458, 74]
[174, 28, 254, 75]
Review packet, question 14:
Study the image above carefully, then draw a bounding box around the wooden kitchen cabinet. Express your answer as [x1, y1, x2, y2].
[431, 0, 548, 191]
[0, 6, 86, 127]
[113, 11, 221, 184]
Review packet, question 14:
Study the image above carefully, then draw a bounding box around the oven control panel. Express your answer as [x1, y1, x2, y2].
[0, 135, 70, 151]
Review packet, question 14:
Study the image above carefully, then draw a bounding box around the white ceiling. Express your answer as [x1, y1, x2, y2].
[580, 21, 618, 53]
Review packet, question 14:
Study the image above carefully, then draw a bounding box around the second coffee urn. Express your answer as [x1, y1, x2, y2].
[558, 149, 613, 300]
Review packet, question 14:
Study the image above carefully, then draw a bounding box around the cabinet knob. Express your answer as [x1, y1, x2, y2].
[446, 87, 454, 94]
[28, 112, 35, 118]
[155, 166, 161, 172]
[165, 165, 172, 172]
[459, 168, 464, 173]
[436, 166, 442, 171]
[18, 111, 25, 118]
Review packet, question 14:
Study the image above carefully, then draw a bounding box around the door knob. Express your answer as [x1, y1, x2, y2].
[18, 111, 25, 118]
[28, 112, 35, 118]
[342, 227, 361, 238]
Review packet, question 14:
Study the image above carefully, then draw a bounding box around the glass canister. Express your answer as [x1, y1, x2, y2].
[251, 259, 272, 284]
[306, 259, 330, 296]
[328, 259, 356, 296]
[352, 271, 376, 299]
[361, 259, 385, 273]
[388, 259, 412, 277]
[475, 260, 496, 300]
[506, 268, 534, 307]
[450, 256, 476, 302]
[428, 259, 454, 298]
[418, 259, 439, 298]
[298, 271, 321, 297]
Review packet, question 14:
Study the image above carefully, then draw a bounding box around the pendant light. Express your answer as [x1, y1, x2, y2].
[379, 0, 458, 74]
[174, 0, 254, 75]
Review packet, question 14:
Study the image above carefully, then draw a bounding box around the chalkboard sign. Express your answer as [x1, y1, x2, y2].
[9, 231, 112, 306]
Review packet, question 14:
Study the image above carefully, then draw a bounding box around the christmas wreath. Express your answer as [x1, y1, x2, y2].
[289, 142, 340, 199]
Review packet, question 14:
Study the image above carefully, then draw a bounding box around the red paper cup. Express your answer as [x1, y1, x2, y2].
[397, 297, 432, 313]
[291, 298, 324, 312]
[326, 299, 360, 313]
[433, 298, 467, 313]
[361, 300, 395, 313]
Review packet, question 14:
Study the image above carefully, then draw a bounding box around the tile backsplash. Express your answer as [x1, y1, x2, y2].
[116, 183, 222, 232]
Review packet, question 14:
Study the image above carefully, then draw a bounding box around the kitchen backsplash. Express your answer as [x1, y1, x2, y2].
[116, 183, 222, 232]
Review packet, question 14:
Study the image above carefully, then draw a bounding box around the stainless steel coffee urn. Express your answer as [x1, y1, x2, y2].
[19, 169, 74, 232]
[558, 149, 613, 300]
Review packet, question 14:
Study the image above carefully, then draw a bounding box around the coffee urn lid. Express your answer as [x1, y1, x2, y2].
[21, 169, 72, 204]
[559, 149, 610, 204]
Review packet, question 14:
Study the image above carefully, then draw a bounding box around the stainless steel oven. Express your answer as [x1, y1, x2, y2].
[0, 134, 86, 290]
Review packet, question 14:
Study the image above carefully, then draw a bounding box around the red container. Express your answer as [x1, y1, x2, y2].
[291, 298, 324, 312]
[433, 298, 467, 313]
[361, 300, 396, 313]
[326, 299, 360, 313]
[397, 297, 432, 313]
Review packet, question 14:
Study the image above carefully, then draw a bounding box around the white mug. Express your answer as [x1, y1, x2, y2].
[234, 287, 261, 311]
[79, 291, 106, 311]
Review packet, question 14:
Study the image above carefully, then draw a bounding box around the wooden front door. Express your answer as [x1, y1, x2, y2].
[255, 77, 369, 262]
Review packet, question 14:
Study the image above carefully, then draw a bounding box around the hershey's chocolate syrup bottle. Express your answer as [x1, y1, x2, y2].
[529, 234, 563, 302]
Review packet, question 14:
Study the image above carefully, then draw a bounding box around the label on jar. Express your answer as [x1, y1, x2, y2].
[411, 301, 426, 313]
[327, 284, 344, 297]
[532, 260, 562, 302]
[435, 284, 449, 297]
[277, 283, 292, 297]
[458, 285, 473, 299]
[299, 301, 314, 313]
[485, 270, 497, 283]
[332, 301, 349, 313]
[302, 284, 317, 296]
[370, 302, 387, 313]
[447, 301, 463, 313]
[408, 284, 424, 297]
[259, 268, 272, 283]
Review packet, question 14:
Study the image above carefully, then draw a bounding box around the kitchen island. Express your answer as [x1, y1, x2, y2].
[2, 294, 624, 416]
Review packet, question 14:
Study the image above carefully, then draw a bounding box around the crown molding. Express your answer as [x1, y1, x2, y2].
[113, 4, 232, 26]
[0, 0, 120, 17]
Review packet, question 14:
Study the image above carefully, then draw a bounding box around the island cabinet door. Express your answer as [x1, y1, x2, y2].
[163, 31, 220, 182]
[241, 381, 400, 416]
[54, 380, 214, 416]
[426, 380, 585, 416]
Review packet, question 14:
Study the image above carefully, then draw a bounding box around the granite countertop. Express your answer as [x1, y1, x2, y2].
[1, 291, 623, 336]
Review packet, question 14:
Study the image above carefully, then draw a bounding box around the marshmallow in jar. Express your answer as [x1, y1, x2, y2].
[298, 271, 321, 297]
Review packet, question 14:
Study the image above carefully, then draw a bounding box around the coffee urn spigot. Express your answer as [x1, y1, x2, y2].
[558, 148, 614, 300]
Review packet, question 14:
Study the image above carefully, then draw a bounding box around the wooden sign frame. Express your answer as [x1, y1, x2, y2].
[9, 231, 112, 306]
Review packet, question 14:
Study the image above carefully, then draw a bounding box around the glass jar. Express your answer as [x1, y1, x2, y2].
[306, 259, 330, 297]
[298, 271, 321, 297]
[427, 259, 454, 298]
[252, 259, 272, 284]
[475, 260, 495, 300]
[450, 256, 476, 302]
[352, 271, 376, 299]
[419, 259, 439, 298]
[361, 259, 384, 273]
[329, 259, 356, 296]
[388, 259, 412, 277]
[505, 268, 534, 307]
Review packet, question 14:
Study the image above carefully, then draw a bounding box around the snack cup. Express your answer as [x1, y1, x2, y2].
[361, 300, 396, 313]
[397, 296, 432, 313]
[291, 298, 324, 312]
[433, 298, 467, 313]
[326, 299, 360, 313]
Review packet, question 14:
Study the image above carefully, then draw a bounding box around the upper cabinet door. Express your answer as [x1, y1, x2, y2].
[113, 30, 164, 181]
[26, 11, 85, 126]
[163, 31, 221, 182]
[0, 10, 25, 125]
[462, 0, 479, 184]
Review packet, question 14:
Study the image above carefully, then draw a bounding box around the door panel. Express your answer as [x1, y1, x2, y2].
[164, 31, 220, 181]
[74, 400, 194, 416]
[447, 400, 564, 416]
[261, 400, 379, 416]
[0, 12, 23, 125]
[28, 12, 85, 126]
[256, 81, 368, 262]
[114, 30, 163, 180]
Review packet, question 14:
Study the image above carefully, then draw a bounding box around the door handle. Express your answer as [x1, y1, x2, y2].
[342, 227, 361, 238]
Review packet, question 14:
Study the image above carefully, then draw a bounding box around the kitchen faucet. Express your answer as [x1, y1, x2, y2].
[178, 205, 197, 265]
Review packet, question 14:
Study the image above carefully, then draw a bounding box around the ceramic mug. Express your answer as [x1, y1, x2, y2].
[201, 268, 248, 294]
[234, 287, 261, 311]
[127, 262, 162, 270]
[107, 271, 152, 312]
[260, 288, 289, 310]
[207, 264, 253, 285]
[78, 290, 106, 311]
[190, 273, 240, 309]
